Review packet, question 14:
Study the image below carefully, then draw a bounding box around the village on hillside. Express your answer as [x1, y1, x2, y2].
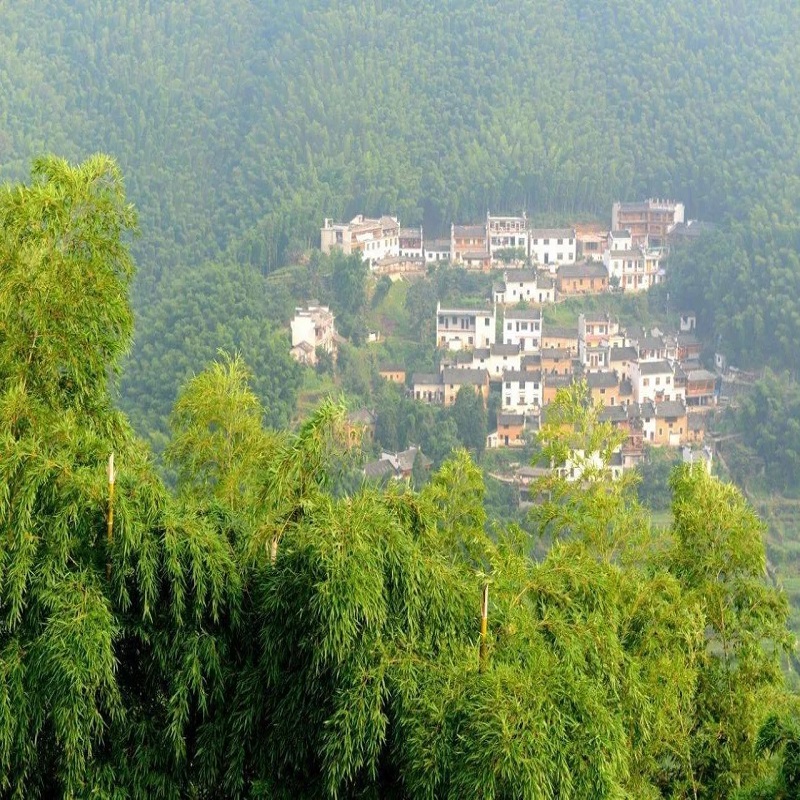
[288, 200, 726, 487]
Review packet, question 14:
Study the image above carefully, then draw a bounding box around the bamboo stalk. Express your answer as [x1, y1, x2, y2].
[106, 453, 115, 581]
[479, 583, 489, 672]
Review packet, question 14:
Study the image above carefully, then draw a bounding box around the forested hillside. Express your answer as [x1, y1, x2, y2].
[2, 0, 799, 278]
[3, 0, 799, 429]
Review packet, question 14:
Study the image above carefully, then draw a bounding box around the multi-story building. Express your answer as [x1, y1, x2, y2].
[441, 368, 490, 407]
[540, 347, 573, 376]
[379, 364, 406, 385]
[630, 360, 676, 404]
[451, 223, 489, 265]
[611, 199, 685, 249]
[436, 302, 496, 350]
[492, 412, 528, 448]
[425, 238, 451, 263]
[604, 242, 664, 293]
[492, 269, 550, 305]
[654, 401, 689, 446]
[587, 371, 622, 407]
[487, 212, 529, 259]
[502, 308, 542, 352]
[541, 325, 579, 355]
[290, 305, 337, 365]
[575, 222, 608, 262]
[557, 262, 609, 295]
[530, 228, 577, 270]
[321, 215, 400, 265]
[411, 373, 444, 404]
[609, 346, 639, 383]
[685, 369, 717, 408]
[501, 369, 543, 412]
[464, 343, 523, 381]
[398, 226, 424, 258]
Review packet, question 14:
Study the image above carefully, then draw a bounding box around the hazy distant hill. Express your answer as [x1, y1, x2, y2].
[2, 0, 798, 281]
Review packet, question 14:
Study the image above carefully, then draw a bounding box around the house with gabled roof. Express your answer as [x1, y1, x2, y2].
[609, 346, 638, 382]
[489, 411, 529, 448]
[630, 359, 676, 404]
[587, 371, 621, 407]
[612, 199, 685, 249]
[530, 228, 577, 270]
[541, 325, 579, 354]
[487, 212, 530, 260]
[379, 364, 406, 385]
[502, 308, 542, 351]
[501, 369, 543, 413]
[411, 373, 443, 404]
[321, 214, 400, 265]
[436, 302, 496, 350]
[557, 262, 609, 295]
[441, 368, 490, 407]
[478, 343, 523, 380]
[686, 369, 717, 408]
[654, 400, 689, 446]
[451, 223, 489, 267]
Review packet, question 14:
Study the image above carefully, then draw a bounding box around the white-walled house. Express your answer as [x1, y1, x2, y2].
[630, 359, 676, 403]
[503, 308, 542, 351]
[487, 212, 529, 259]
[501, 369, 543, 413]
[460, 343, 523, 380]
[436, 302, 496, 350]
[493, 269, 555, 305]
[290, 305, 337, 365]
[529, 228, 577, 271]
[321, 215, 400, 265]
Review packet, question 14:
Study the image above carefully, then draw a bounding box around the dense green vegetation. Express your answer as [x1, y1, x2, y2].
[2, 0, 799, 278]
[2, 0, 797, 444]
[2, 158, 800, 798]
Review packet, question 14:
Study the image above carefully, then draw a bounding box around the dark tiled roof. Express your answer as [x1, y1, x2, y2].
[610, 346, 638, 362]
[348, 408, 377, 425]
[503, 268, 538, 282]
[687, 369, 716, 382]
[599, 405, 628, 423]
[542, 326, 577, 340]
[502, 370, 540, 383]
[587, 371, 619, 389]
[655, 401, 687, 418]
[364, 459, 394, 479]
[504, 308, 542, 321]
[412, 372, 440, 385]
[441, 368, 488, 385]
[521, 354, 542, 369]
[638, 360, 672, 376]
[558, 262, 608, 279]
[498, 412, 525, 426]
[541, 347, 572, 359]
[453, 224, 486, 237]
[491, 343, 521, 356]
[531, 228, 575, 238]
